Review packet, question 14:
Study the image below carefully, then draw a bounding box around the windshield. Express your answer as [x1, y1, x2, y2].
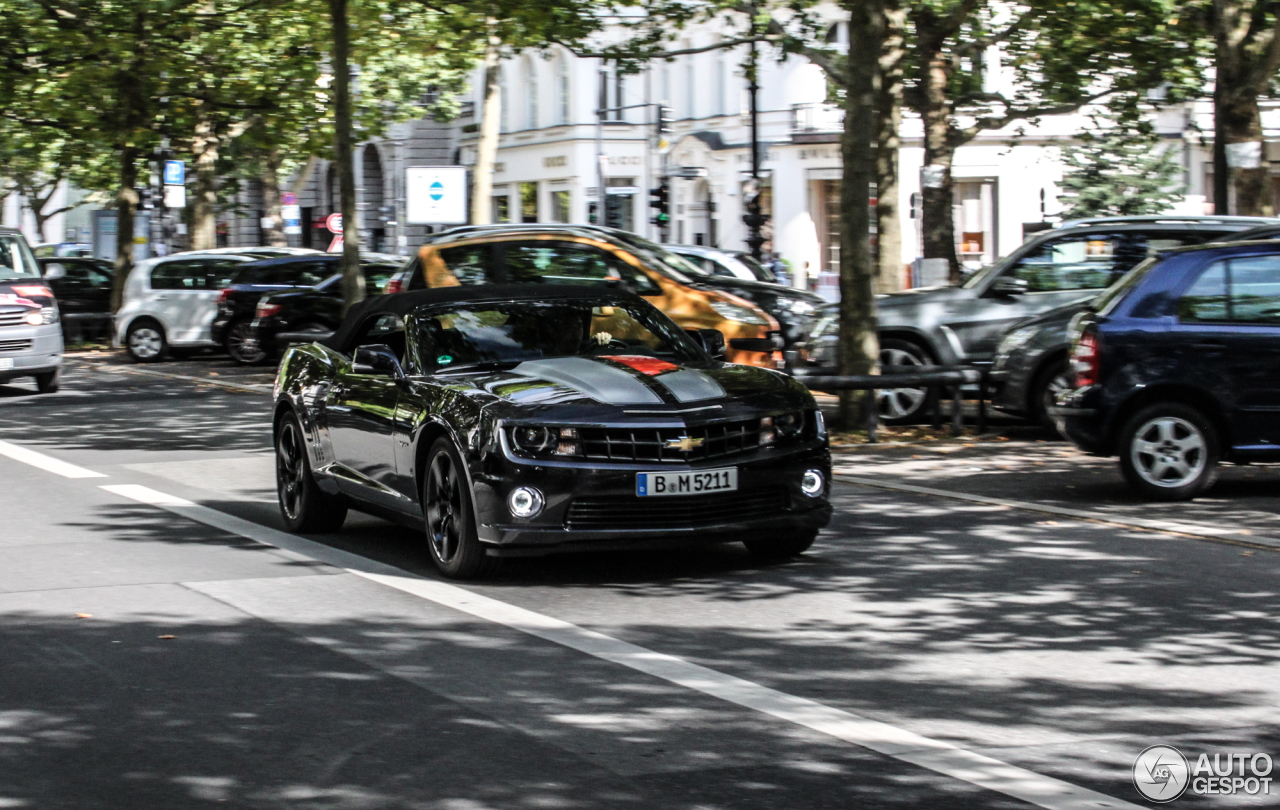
[603, 233, 698, 283]
[734, 253, 779, 283]
[416, 299, 704, 373]
[0, 234, 42, 282]
[1095, 256, 1159, 316]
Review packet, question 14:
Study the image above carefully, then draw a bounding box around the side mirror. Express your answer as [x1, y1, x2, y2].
[990, 276, 1029, 297]
[729, 337, 779, 353]
[689, 328, 727, 360]
[352, 344, 406, 380]
[43, 263, 66, 281]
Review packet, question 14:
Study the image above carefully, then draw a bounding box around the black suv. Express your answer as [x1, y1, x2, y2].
[1053, 240, 1280, 500]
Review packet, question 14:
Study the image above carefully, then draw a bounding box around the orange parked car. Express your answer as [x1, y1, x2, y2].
[386, 226, 782, 366]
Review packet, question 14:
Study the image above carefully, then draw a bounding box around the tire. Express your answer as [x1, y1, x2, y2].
[423, 438, 496, 579]
[125, 319, 168, 363]
[1118, 402, 1220, 501]
[878, 338, 937, 425]
[225, 320, 267, 365]
[1031, 357, 1072, 432]
[34, 370, 59, 394]
[275, 411, 348, 532]
[743, 529, 818, 559]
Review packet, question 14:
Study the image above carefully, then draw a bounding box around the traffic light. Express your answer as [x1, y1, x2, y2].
[656, 105, 673, 136]
[588, 201, 598, 224]
[648, 182, 670, 227]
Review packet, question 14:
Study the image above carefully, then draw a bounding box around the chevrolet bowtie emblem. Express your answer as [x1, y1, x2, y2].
[666, 436, 704, 452]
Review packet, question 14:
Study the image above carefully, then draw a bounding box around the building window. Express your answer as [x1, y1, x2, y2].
[715, 50, 726, 116]
[492, 194, 510, 223]
[685, 52, 695, 119]
[551, 190, 571, 223]
[499, 69, 509, 133]
[524, 56, 538, 129]
[520, 182, 538, 222]
[556, 55, 570, 125]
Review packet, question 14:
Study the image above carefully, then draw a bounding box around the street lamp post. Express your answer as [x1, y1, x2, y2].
[744, 39, 765, 262]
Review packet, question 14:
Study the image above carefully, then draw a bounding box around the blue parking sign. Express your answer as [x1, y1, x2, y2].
[163, 161, 185, 186]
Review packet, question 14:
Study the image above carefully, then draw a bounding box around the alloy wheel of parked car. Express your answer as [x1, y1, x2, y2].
[1033, 359, 1072, 431]
[226, 321, 266, 365]
[126, 321, 167, 363]
[424, 438, 493, 579]
[1118, 403, 1220, 501]
[275, 413, 347, 532]
[877, 339, 935, 424]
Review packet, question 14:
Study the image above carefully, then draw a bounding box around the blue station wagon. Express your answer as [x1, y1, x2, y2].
[1053, 241, 1280, 499]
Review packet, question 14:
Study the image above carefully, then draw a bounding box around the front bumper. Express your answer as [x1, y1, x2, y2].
[0, 324, 63, 382]
[471, 444, 833, 554]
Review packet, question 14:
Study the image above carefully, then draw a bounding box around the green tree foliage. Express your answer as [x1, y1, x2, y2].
[1058, 114, 1183, 219]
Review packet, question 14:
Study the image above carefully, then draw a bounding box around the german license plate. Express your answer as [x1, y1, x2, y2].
[0, 359, 12, 370]
[637, 467, 737, 497]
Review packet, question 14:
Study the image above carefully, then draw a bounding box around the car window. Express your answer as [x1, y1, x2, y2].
[56, 262, 110, 288]
[275, 262, 331, 287]
[1182, 255, 1280, 324]
[361, 262, 399, 295]
[1007, 234, 1135, 292]
[1178, 262, 1229, 321]
[426, 245, 490, 286]
[505, 242, 616, 285]
[0, 234, 41, 281]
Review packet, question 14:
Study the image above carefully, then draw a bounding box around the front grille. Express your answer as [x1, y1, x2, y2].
[0, 339, 32, 352]
[576, 419, 762, 463]
[0, 311, 28, 328]
[566, 488, 788, 530]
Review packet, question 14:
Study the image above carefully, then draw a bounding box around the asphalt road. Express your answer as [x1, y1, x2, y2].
[1, 356, 1278, 809]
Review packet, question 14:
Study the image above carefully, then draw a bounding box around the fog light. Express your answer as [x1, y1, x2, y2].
[801, 470, 824, 497]
[507, 486, 544, 518]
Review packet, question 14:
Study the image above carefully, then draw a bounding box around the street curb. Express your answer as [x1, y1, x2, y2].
[834, 474, 1280, 553]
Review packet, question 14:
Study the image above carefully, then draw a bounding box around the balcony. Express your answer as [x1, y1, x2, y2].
[791, 103, 843, 143]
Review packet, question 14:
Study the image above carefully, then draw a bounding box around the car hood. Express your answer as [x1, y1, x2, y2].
[1014, 295, 1098, 330]
[875, 285, 964, 307]
[440, 354, 809, 411]
[698, 275, 824, 304]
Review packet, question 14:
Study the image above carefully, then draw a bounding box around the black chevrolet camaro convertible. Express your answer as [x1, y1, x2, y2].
[272, 285, 831, 578]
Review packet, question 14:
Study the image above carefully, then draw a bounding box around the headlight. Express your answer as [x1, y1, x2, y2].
[997, 326, 1036, 357]
[23, 308, 57, 325]
[510, 426, 582, 457]
[759, 412, 805, 445]
[710, 300, 770, 326]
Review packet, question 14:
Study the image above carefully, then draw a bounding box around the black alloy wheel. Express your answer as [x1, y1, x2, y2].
[424, 438, 494, 579]
[743, 529, 819, 559]
[1032, 358, 1072, 432]
[226, 320, 267, 365]
[275, 412, 347, 532]
[1117, 402, 1221, 501]
[877, 338, 938, 425]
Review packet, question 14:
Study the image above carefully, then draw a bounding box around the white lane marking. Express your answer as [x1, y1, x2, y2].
[102, 482, 1136, 810]
[835, 474, 1280, 551]
[0, 439, 108, 479]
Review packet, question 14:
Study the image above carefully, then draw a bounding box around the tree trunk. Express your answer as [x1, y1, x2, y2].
[261, 147, 286, 247]
[1212, 0, 1274, 216]
[1218, 90, 1270, 215]
[110, 148, 140, 313]
[191, 113, 219, 250]
[835, 0, 882, 431]
[918, 42, 960, 283]
[470, 23, 502, 225]
[875, 0, 905, 293]
[330, 0, 364, 313]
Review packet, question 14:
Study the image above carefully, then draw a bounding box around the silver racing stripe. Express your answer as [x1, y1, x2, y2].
[511, 357, 662, 405]
[653, 369, 726, 402]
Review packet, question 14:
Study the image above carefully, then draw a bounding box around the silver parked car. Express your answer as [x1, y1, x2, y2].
[815, 216, 1280, 423]
[0, 228, 63, 393]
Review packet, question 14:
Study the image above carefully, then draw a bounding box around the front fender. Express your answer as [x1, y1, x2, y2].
[274, 344, 343, 481]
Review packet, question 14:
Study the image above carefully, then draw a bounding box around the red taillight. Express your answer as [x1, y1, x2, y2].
[216, 288, 231, 305]
[255, 302, 282, 319]
[10, 285, 52, 298]
[385, 278, 403, 294]
[1071, 331, 1099, 387]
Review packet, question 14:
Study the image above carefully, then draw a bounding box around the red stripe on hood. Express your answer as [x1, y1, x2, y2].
[597, 355, 679, 376]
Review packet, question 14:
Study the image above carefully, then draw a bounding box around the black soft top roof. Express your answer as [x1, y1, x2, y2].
[321, 283, 648, 351]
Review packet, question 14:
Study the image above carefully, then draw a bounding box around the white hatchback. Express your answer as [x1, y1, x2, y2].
[114, 253, 256, 362]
